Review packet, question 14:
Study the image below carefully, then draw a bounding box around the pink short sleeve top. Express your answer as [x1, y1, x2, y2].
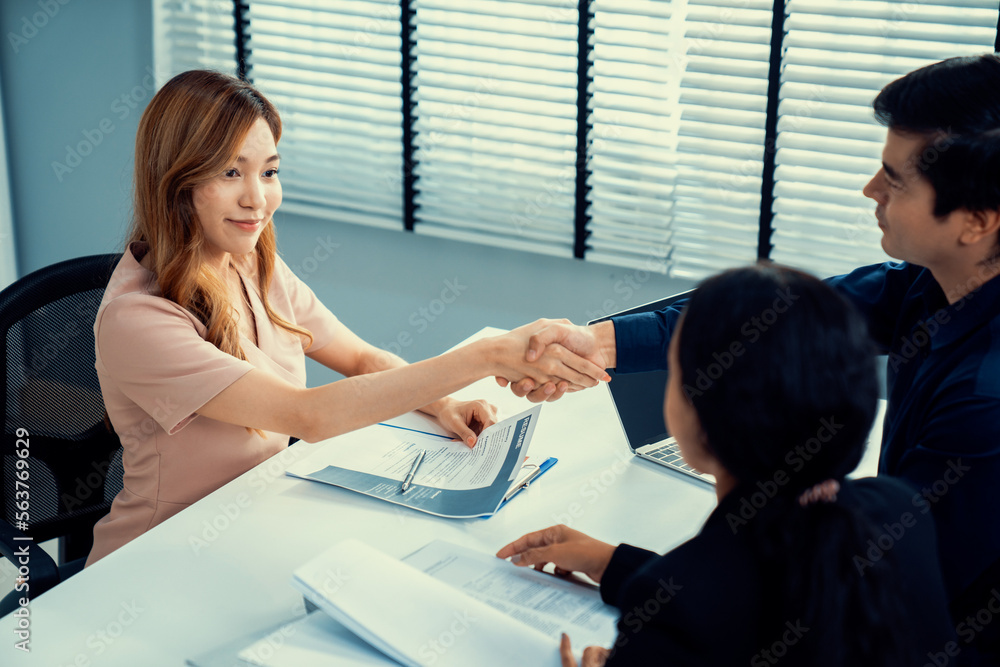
[86, 243, 341, 565]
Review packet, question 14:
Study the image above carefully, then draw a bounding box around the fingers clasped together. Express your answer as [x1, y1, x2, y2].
[494, 319, 611, 403]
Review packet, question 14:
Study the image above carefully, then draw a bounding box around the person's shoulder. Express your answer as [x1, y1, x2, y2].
[842, 475, 916, 506]
[656, 517, 761, 593]
[840, 476, 934, 534]
[96, 288, 198, 337]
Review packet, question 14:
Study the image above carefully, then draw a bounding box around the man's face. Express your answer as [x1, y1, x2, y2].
[863, 129, 965, 269]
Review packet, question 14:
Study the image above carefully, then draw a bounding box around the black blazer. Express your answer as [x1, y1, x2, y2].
[598, 476, 956, 665]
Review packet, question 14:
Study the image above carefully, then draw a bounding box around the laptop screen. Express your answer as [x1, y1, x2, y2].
[589, 291, 693, 453]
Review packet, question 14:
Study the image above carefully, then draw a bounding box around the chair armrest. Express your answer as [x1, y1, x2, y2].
[0, 520, 59, 599]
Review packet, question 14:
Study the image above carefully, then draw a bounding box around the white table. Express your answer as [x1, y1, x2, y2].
[1, 328, 719, 666]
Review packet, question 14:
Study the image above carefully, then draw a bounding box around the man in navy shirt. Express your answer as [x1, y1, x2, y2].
[510, 54, 1000, 662]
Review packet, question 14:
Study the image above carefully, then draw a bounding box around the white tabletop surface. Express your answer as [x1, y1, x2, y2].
[1, 327, 882, 665]
[0, 328, 719, 665]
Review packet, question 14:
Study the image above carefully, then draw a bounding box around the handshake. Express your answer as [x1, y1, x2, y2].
[487, 318, 617, 403]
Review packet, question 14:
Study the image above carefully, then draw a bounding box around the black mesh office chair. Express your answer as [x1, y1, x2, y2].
[0, 254, 124, 616]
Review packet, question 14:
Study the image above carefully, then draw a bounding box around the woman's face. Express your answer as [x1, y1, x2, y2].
[192, 117, 281, 270]
[664, 321, 715, 474]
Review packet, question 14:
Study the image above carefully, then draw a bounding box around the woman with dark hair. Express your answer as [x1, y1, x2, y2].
[498, 264, 955, 666]
[86, 70, 607, 565]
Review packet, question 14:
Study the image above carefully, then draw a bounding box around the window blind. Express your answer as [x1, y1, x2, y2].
[152, 0, 239, 84]
[410, 0, 580, 257]
[771, 0, 999, 278]
[245, 0, 405, 230]
[589, 0, 774, 279]
[153, 1, 1000, 278]
[586, 0, 683, 273]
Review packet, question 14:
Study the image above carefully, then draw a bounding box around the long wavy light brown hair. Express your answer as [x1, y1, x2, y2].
[129, 70, 313, 432]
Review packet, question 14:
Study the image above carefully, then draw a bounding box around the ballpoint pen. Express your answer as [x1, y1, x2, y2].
[401, 449, 426, 494]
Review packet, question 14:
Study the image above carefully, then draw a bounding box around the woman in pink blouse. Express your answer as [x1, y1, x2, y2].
[86, 70, 607, 565]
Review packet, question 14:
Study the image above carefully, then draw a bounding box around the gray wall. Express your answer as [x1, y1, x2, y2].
[276, 213, 692, 385]
[0, 1, 694, 374]
[0, 0, 152, 275]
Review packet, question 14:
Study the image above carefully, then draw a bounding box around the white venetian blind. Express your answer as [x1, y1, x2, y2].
[671, 0, 773, 279]
[589, 0, 772, 279]
[587, 0, 684, 273]
[153, 0, 239, 84]
[772, 0, 998, 278]
[411, 0, 579, 256]
[247, 0, 404, 229]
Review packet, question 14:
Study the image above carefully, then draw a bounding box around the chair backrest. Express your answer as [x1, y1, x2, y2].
[0, 254, 124, 560]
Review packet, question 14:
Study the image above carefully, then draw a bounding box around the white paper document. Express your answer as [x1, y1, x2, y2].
[236, 613, 398, 667]
[291, 539, 561, 667]
[285, 406, 543, 518]
[402, 540, 619, 648]
[237, 538, 620, 667]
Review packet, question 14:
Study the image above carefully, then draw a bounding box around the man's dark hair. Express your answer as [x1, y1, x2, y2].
[873, 53, 1000, 217]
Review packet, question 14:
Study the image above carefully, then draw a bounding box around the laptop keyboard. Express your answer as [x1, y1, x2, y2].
[639, 440, 716, 485]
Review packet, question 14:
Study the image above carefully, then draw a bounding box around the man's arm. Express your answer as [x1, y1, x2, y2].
[824, 261, 925, 352]
[503, 303, 685, 402]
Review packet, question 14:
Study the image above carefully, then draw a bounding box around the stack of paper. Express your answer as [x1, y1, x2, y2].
[235, 539, 619, 666]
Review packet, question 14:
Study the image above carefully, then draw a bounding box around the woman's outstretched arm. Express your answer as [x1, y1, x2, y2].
[198, 321, 609, 443]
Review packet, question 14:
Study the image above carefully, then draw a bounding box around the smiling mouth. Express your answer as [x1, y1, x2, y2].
[874, 209, 886, 230]
[228, 219, 264, 230]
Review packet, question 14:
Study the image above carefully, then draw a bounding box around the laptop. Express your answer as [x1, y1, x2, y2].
[589, 291, 716, 486]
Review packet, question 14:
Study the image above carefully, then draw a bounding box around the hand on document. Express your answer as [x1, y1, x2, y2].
[493, 319, 611, 403]
[498, 525, 617, 667]
[496, 523, 617, 585]
[560, 633, 611, 667]
[424, 397, 498, 447]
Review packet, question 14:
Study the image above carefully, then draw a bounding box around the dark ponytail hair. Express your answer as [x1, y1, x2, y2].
[676, 264, 912, 666]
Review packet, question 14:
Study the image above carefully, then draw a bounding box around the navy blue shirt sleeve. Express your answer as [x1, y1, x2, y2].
[824, 261, 927, 353]
[610, 303, 685, 373]
[600, 543, 659, 607]
[610, 262, 918, 372]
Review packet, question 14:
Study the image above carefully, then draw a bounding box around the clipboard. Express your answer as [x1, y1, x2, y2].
[498, 457, 558, 509]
